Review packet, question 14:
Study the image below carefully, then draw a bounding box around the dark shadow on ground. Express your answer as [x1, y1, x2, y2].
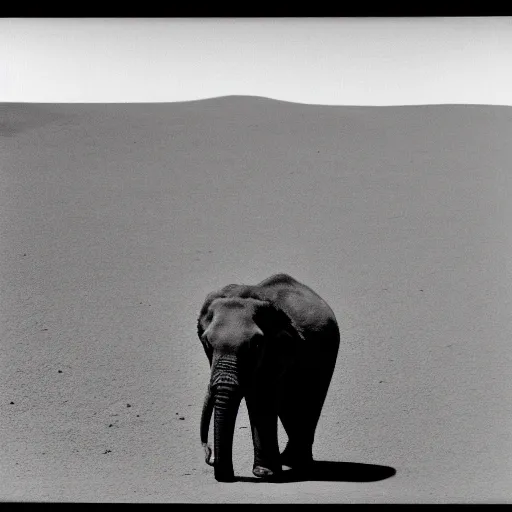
[236, 460, 397, 483]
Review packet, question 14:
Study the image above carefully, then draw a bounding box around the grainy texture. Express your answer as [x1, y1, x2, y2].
[1, 97, 511, 502]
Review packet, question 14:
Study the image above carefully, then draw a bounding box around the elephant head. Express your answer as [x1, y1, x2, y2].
[197, 289, 304, 482]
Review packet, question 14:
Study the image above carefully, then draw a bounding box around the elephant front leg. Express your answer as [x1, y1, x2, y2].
[245, 392, 282, 479]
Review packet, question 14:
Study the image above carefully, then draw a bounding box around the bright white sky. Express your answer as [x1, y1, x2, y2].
[1, 17, 511, 105]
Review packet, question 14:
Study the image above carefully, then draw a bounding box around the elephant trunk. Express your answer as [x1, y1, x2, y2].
[213, 383, 242, 482]
[209, 355, 243, 482]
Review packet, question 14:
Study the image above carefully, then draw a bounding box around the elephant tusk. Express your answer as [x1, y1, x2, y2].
[202, 442, 215, 466]
[200, 384, 215, 461]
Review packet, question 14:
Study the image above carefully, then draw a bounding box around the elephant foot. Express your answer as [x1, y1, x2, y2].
[280, 446, 313, 471]
[214, 468, 236, 482]
[253, 465, 282, 480]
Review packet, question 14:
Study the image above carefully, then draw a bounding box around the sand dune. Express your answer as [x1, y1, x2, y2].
[1, 97, 511, 502]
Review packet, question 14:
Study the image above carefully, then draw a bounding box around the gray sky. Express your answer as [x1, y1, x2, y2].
[1, 17, 511, 105]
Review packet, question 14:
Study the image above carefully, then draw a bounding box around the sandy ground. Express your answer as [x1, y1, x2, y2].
[1, 97, 512, 503]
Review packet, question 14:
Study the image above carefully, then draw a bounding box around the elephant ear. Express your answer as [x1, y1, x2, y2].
[197, 323, 213, 365]
[197, 293, 218, 365]
[254, 301, 305, 350]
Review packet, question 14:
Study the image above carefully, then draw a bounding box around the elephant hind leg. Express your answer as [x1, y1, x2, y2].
[279, 398, 316, 468]
[278, 348, 338, 468]
[278, 383, 322, 468]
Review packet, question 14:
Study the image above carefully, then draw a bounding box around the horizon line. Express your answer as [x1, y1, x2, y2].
[1, 95, 511, 109]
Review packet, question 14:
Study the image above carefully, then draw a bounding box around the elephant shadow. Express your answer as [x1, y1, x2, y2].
[236, 460, 397, 483]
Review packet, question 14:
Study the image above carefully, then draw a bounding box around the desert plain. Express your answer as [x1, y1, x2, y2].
[1, 97, 512, 503]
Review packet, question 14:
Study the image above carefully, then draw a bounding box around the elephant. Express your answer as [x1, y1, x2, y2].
[197, 273, 340, 482]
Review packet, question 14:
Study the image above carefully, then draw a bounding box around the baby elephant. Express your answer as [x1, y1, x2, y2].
[197, 273, 340, 482]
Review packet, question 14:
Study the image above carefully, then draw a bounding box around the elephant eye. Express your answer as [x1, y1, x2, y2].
[252, 335, 263, 351]
[201, 334, 211, 349]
